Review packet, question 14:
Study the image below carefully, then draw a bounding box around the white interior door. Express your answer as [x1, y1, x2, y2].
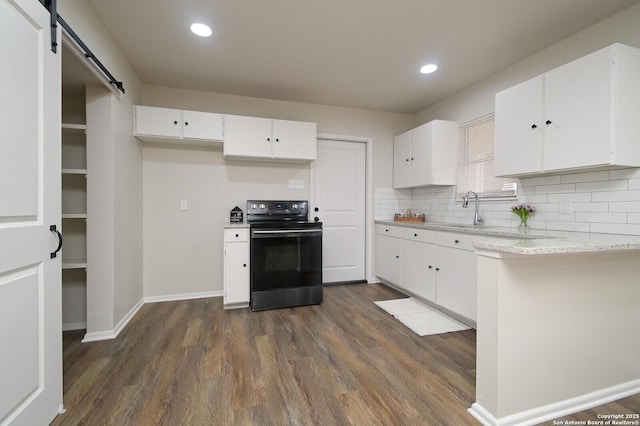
[313, 139, 366, 283]
[0, 0, 62, 424]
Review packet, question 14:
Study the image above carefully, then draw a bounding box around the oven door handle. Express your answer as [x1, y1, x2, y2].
[252, 229, 322, 238]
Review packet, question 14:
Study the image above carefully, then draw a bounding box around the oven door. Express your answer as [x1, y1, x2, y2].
[250, 226, 323, 311]
[250, 227, 322, 291]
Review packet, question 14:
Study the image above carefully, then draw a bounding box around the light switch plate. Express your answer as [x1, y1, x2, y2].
[180, 200, 188, 211]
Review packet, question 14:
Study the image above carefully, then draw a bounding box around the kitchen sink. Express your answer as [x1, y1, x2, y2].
[429, 223, 486, 229]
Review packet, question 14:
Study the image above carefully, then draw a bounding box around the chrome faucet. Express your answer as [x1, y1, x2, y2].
[462, 191, 484, 226]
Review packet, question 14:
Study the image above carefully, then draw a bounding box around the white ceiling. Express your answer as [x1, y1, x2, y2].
[79, 0, 640, 114]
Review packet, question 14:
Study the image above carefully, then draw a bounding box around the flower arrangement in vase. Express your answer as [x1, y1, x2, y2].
[511, 204, 536, 230]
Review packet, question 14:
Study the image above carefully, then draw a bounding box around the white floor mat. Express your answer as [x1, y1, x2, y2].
[374, 297, 471, 336]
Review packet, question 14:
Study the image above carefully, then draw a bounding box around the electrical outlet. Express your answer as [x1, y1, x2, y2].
[180, 200, 188, 211]
[559, 197, 572, 215]
[288, 179, 305, 190]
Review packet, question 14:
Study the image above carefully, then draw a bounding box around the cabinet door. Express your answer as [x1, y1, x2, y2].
[223, 115, 273, 158]
[375, 234, 401, 284]
[543, 47, 612, 172]
[224, 241, 250, 305]
[272, 119, 317, 161]
[435, 246, 476, 321]
[182, 110, 223, 141]
[410, 123, 432, 187]
[430, 120, 459, 185]
[494, 76, 544, 177]
[402, 239, 436, 301]
[393, 130, 412, 189]
[135, 106, 181, 138]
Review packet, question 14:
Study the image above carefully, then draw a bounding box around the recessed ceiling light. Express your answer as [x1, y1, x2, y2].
[420, 64, 438, 74]
[190, 23, 212, 37]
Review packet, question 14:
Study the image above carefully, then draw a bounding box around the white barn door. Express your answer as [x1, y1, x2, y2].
[0, 0, 62, 424]
[313, 139, 366, 284]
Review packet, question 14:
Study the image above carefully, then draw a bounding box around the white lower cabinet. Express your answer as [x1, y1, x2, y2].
[223, 227, 250, 308]
[434, 235, 477, 321]
[400, 229, 436, 302]
[375, 227, 402, 285]
[375, 225, 477, 322]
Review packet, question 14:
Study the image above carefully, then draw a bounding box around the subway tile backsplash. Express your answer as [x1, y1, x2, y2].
[375, 167, 640, 236]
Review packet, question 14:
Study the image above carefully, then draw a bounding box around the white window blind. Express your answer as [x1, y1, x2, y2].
[456, 114, 517, 198]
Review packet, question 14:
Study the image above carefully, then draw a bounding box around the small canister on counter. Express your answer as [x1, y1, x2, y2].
[230, 206, 244, 223]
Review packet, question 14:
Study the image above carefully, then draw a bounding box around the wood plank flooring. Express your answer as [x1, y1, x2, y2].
[52, 284, 639, 425]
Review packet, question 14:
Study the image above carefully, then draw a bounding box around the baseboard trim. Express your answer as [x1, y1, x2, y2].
[112, 298, 144, 338]
[144, 290, 223, 304]
[468, 378, 640, 426]
[62, 321, 87, 331]
[81, 298, 144, 343]
[82, 329, 116, 343]
[323, 279, 368, 286]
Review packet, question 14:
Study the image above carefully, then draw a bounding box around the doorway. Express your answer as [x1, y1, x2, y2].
[312, 137, 368, 284]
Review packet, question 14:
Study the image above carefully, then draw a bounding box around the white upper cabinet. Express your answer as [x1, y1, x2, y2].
[495, 43, 640, 177]
[182, 110, 224, 141]
[272, 119, 317, 161]
[224, 114, 317, 162]
[393, 120, 458, 189]
[134, 106, 223, 145]
[393, 130, 412, 188]
[494, 76, 544, 176]
[222, 114, 272, 157]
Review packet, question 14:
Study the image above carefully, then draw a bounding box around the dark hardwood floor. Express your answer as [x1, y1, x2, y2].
[52, 284, 639, 425]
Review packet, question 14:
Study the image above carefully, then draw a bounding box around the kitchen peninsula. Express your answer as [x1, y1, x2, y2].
[471, 232, 640, 425]
[375, 221, 640, 425]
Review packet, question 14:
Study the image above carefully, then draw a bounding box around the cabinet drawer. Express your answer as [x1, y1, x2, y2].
[436, 232, 476, 251]
[225, 228, 249, 242]
[401, 227, 436, 244]
[375, 224, 403, 238]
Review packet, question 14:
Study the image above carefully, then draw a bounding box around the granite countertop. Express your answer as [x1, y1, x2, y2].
[375, 220, 640, 255]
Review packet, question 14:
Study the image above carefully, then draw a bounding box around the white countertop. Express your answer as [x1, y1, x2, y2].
[375, 220, 640, 255]
[224, 223, 249, 229]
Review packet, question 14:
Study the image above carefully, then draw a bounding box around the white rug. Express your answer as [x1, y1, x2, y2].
[374, 297, 471, 336]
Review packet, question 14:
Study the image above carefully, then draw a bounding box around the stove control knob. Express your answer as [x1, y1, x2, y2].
[292, 203, 298, 209]
[251, 204, 257, 209]
[259, 204, 266, 209]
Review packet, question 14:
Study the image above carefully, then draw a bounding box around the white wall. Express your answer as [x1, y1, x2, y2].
[141, 85, 411, 298]
[59, 0, 143, 334]
[375, 3, 640, 235]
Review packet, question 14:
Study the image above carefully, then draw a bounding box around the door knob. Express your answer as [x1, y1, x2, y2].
[314, 207, 319, 212]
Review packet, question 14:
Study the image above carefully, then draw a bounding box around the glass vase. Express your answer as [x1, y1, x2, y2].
[518, 215, 529, 233]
